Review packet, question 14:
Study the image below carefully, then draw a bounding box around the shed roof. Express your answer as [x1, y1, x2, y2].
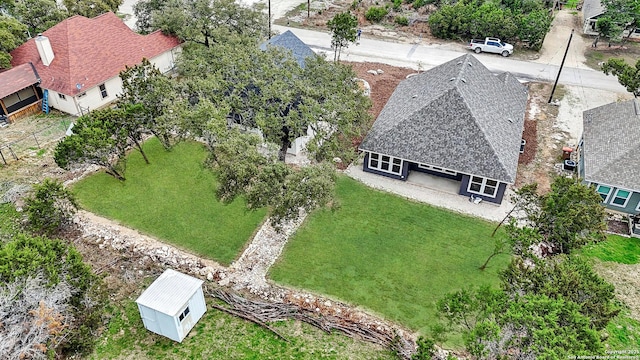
[582, 99, 640, 191]
[0, 63, 40, 99]
[10, 12, 181, 96]
[260, 30, 316, 67]
[136, 269, 204, 316]
[583, 0, 605, 20]
[360, 54, 528, 183]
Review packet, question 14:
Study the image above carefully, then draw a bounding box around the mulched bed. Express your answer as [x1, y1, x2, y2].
[607, 219, 630, 235]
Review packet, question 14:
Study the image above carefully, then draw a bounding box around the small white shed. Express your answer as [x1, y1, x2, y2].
[135, 269, 206, 342]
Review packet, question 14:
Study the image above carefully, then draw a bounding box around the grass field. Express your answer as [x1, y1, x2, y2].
[581, 234, 640, 264]
[72, 139, 266, 265]
[269, 176, 509, 338]
[92, 295, 395, 360]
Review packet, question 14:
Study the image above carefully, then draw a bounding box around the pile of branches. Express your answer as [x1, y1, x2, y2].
[209, 288, 415, 359]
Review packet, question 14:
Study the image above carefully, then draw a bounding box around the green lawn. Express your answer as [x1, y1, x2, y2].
[92, 296, 395, 359]
[269, 176, 509, 337]
[72, 139, 266, 265]
[581, 235, 640, 264]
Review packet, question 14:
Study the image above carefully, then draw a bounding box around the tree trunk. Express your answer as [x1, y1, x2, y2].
[479, 251, 501, 271]
[592, 35, 599, 48]
[278, 126, 291, 162]
[106, 167, 126, 181]
[132, 137, 149, 164]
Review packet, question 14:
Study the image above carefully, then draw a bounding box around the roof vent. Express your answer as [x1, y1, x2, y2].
[35, 34, 55, 67]
[460, 78, 467, 83]
[456, 61, 462, 65]
[468, 63, 472, 67]
[508, 118, 514, 123]
[449, 77, 456, 81]
[412, 94, 417, 98]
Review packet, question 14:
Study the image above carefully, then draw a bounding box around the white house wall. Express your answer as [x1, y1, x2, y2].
[75, 76, 123, 115]
[176, 287, 206, 342]
[150, 47, 181, 74]
[46, 47, 180, 116]
[137, 304, 181, 342]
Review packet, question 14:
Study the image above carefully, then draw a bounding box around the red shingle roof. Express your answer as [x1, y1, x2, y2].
[0, 63, 40, 99]
[10, 12, 181, 96]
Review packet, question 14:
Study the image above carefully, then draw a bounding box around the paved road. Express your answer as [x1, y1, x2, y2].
[275, 25, 628, 93]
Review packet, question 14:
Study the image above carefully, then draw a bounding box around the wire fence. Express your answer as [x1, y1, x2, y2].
[0, 118, 70, 165]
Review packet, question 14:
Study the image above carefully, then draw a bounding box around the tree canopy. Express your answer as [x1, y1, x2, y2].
[63, 0, 122, 18]
[327, 12, 358, 61]
[0, 233, 106, 358]
[0, 15, 29, 68]
[134, 0, 266, 46]
[602, 58, 640, 97]
[54, 108, 130, 180]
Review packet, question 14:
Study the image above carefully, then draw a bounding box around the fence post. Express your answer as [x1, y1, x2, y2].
[0, 148, 6, 165]
[33, 133, 40, 148]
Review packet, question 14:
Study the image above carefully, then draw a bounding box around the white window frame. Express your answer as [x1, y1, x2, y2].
[178, 306, 190, 322]
[418, 164, 457, 176]
[368, 153, 403, 176]
[467, 176, 499, 198]
[635, 199, 640, 212]
[595, 184, 612, 203]
[610, 188, 631, 208]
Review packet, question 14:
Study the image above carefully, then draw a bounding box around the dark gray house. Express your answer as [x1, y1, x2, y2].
[260, 30, 316, 68]
[359, 54, 528, 204]
[578, 99, 640, 215]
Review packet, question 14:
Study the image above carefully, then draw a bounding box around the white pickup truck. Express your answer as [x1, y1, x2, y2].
[468, 37, 513, 57]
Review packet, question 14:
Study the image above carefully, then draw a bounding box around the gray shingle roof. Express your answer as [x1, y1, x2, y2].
[360, 54, 528, 183]
[260, 30, 316, 68]
[583, 0, 605, 20]
[582, 99, 640, 191]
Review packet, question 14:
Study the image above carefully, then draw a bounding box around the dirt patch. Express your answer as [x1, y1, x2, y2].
[607, 220, 630, 236]
[515, 82, 567, 193]
[345, 61, 416, 120]
[594, 261, 640, 322]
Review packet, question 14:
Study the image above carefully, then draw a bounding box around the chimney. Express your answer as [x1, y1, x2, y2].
[35, 34, 55, 66]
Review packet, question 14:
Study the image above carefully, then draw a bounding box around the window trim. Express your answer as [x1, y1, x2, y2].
[99, 84, 108, 99]
[467, 176, 499, 198]
[417, 164, 457, 176]
[178, 306, 190, 322]
[595, 184, 612, 203]
[610, 188, 631, 208]
[58, 93, 66, 100]
[368, 152, 403, 176]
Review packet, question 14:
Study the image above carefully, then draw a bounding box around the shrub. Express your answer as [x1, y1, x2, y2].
[395, 16, 409, 26]
[392, 0, 402, 11]
[365, 6, 388, 22]
[413, 0, 427, 8]
[24, 178, 78, 236]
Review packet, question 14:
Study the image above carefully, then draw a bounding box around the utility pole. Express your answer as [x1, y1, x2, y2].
[548, 29, 574, 103]
[268, 0, 272, 39]
[308, 0, 310, 18]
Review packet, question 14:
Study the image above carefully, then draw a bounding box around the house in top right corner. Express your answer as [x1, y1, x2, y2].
[582, 0, 640, 38]
[578, 99, 640, 215]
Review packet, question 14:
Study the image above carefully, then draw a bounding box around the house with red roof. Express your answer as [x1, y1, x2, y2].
[10, 12, 181, 116]
[0, 63, 42, 123]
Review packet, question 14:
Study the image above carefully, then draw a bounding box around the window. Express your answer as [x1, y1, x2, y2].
[368, 153, 402, 175]
[58, 93, 66, 100]
[99, 84, 108, 99]
[467, 176, 499, 197]
[78, 92, 86, 98]
[178, 306, 190, 322]
[595, 185, 612, 202]
[611, 189, 631, 207]
[418, 164, 457, 176]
